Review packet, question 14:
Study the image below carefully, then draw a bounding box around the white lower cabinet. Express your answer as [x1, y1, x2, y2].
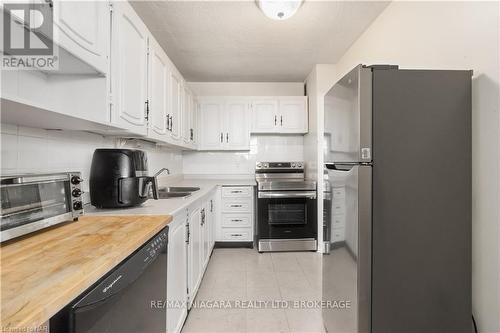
[186, 189, 217, 310]
[167, 211, 188, 333]
[217, 186, 254, 242]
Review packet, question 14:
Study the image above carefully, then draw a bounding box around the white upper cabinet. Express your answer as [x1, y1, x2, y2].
[251, 99, 279, 133]
[279, 97, 308, 133]
[147, 37, 169, 140]
[199, 100, 224, 150]
[110, 1, 149, 136]
[198, 98, 250, 151]
[251, 96, 308, 134]
[52, 0, 109, 73]
[224, 100, 250, 150]
[169, 70, 183, 141]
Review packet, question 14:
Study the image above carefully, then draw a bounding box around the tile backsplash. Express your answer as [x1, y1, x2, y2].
[182, 135, 304, 175]
[0, 124, 183, 193]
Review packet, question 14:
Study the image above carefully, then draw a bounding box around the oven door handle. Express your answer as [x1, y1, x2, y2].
[258, 191, 317, 199]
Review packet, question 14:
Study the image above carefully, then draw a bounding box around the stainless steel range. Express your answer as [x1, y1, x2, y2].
[255, 162, 317, 252]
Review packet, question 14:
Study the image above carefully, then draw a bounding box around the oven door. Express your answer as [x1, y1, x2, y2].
[257, 191, 317, 239]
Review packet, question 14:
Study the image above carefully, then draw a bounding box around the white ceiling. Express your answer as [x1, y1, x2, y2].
[131, 1, 390, 82]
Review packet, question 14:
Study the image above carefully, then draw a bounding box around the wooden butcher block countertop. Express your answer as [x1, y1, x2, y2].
[0, 215, 172, 331]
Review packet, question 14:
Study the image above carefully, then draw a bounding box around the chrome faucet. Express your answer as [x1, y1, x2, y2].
[154, 168, 170, 178]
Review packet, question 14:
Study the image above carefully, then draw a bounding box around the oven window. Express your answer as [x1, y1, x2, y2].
[0, 181, 72, 231]
[268, 202, 307, 225]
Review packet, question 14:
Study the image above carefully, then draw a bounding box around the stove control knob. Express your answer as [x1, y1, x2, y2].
[72, 188, 82, 197]
[71, 176, 83, 185]
[291, 162, 296, 168]
[257, 163, 262, 169]
[297, 162, 303, 168]
[73, 201, 83, 210]
[263, 163, 269, 168]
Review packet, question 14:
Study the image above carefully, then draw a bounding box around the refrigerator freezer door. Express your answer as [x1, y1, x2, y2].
[324, 65, 372, 163]
[323, 164, 372, 333]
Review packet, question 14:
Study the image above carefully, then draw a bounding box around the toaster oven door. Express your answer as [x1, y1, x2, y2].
[0, 174, 74, 241]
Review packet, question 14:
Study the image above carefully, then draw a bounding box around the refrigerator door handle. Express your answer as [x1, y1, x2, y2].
[325, 162, 371, 171]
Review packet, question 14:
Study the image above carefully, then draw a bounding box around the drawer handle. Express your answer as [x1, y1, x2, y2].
[230, 204, 243, 208]
[230, 234, 243, 237]
[232, 219, 243, 222]
[231, 190, 243, 193]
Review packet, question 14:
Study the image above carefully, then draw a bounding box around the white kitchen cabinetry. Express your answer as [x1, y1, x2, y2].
[251, 99, 279, 132]
[217, 186, 254, 242]
[198, 98, 250, 151]
[251, 97, 308, 134]
[110, 1, 149, 136]
[187, 206, 201, 307]
[52, 0, 109, 74]
[168, 70, 183, 141]
[182, 86, 196, 147]
[147, 37, 169, 140]
[167, 211, 188, 333]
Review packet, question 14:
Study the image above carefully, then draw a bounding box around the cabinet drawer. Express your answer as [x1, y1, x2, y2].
[332, 202, 345, 215]
[222, 214, 252, 227]
[332, 187, 345, 199]
[222, 228, 252, 241]
[332, 215, 345, 229]
[222, 186, 252, 198]
[222, 201, 252, 213]
[331, 228, 345, 242]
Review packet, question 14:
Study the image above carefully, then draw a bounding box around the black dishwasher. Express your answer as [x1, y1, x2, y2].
[50, 226, 168, 333]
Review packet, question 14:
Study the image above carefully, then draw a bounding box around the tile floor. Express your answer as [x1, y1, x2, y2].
[182, 248, 325, 333]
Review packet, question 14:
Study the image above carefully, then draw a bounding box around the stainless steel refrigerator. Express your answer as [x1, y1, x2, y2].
[322, 65, 472, 333]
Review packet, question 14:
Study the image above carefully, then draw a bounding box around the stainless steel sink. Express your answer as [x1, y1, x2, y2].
[158, 186, 200, 193]
[156, 192, 191, 199]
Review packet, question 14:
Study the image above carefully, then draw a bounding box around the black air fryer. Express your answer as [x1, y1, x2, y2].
[90, 149, 158, 208]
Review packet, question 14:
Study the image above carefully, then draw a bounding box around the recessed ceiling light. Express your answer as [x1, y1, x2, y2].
[257, 0, 304, 21]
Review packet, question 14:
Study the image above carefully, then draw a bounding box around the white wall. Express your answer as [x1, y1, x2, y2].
[304, 64, 337, 251]
[331, 2, 500, 331]
[188, 82, 304, 96]
[0, 124, 183, 199]
[183, 135, 304, 175]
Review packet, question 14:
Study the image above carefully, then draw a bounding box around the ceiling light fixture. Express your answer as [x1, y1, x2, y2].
[257, 0, 304, 21]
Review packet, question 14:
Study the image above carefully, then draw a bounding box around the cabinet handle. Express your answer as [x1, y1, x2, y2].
[220, 132, 223, 143]
[280, 115, 283, 126]
[274, 115, 277, 125]
[226, 133, 229, 143]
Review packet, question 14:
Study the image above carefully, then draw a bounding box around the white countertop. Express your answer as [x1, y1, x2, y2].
[85, 176, 256, 217]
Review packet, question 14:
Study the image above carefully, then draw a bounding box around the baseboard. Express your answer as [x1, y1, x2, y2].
[214, 241, 253, 249]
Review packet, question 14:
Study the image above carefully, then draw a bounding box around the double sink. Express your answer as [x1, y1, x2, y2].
[155, 186, 200, 199]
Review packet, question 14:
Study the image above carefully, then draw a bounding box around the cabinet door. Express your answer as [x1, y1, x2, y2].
[279, 97, 308, 133]
[190, 96, 197, 145]
[182, 87, 192, 144]
[199, 101, 223, 150]
[39, 0, 109, 73]
[251, 99, 279, 133]
[148, 38, 169, 140]
[224, 100, 250, 150]
[167, 216, 188, 333]
[169, 71, 182, 141]
[199, 207, 207, 269]
[111, 1, 148, 135]
[188, 207, 201, 305]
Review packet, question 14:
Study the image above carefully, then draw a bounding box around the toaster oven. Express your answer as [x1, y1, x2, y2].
[0, 172, 84, 242]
